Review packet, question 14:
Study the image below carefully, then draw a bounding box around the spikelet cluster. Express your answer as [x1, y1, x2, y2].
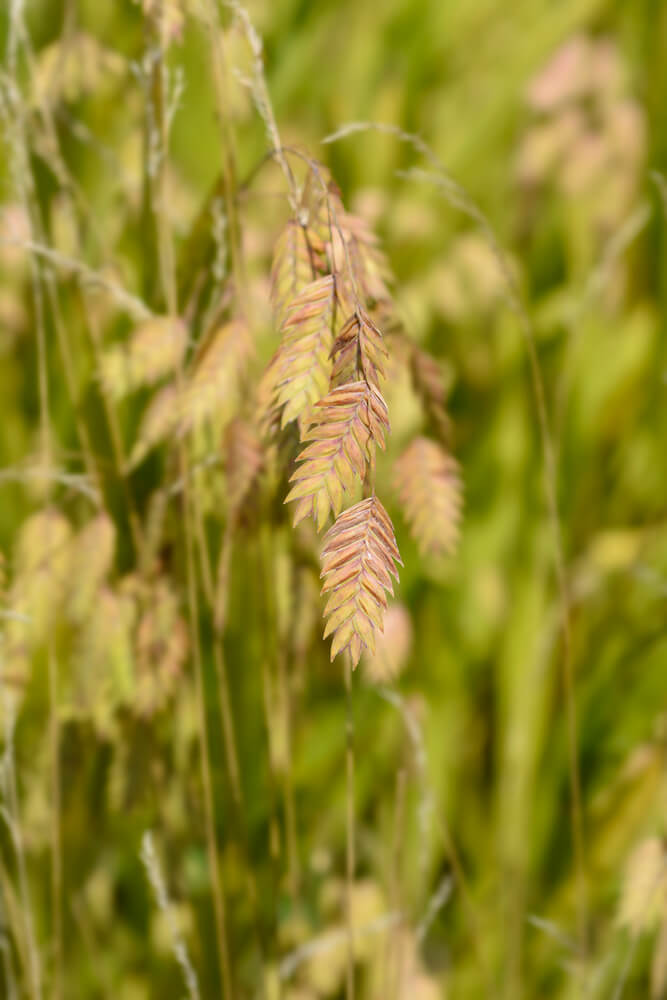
[260, 162, 462, 667]
[263, 167, 403, 666]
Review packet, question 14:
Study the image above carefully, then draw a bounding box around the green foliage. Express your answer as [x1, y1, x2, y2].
[0, 1, 666, 998]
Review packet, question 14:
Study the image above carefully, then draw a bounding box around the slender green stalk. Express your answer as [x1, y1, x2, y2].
[6, 724, 42, 1000]
[7, 0, 146, 560]
[387, 768, 406, 1000]
[24, 107, 58, 1000]
[325, 124, 589, 958]
[33, 174, 63, 1000]
[260, 527, 299, 901]
[256, 526, 284, 996]
[277, 642, 299, 898]
[344, 658, 355, 1000]
[79, 297, 146, 560]
[148, 16, 232, 995]
[48, 648, 62, 1000]
[202, 0, 246, 305]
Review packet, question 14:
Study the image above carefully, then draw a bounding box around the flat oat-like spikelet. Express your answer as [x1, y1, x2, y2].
[285, 381, 389, 530]
[410, 344, 452, 440]
[618, 838, 667, 936]
[273, 275, 338, 429]
[67, 513, 116, 622]
[330, 310, 388, 388]
[180, 319, 252, 433]
[270, 220, 325, 328]
[99, 317, 188, 401]
[393, 437, 462, 557]
[223, 417, 264, 519]
[255, 352, 284, 440]
[320, 496, 402, 666]
[12, 509, 73, 641]
[337, 210, 393, 306]
[129, 384, 180, 468]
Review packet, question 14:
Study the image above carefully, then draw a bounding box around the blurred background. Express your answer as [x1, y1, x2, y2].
[1, 0, 666, 997]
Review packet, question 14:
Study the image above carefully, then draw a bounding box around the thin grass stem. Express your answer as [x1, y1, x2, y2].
[148, 15, 232, 995]
[344, 657, 355, 1000]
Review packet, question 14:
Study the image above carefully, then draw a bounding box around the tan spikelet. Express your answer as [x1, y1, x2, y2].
[285, 381, 390, 530]
[180, 319, 252, 433]
[410, 345, 452, 439]
[393, 437, 462, 556]
[99, 317, 188, 401]
[301, 168, 345, 243]
[336, 210, 393, 306]
[31, 31, 124, 106]
[272, 274, 338, 429]
[255, 353, 284, 440]
[270, 220, 325, 328]
[305, 178, 392, 306]
[12, 509, 73, 641]
[330, 310, 388, 388]
[320, 497, 402, 667]
[618, 837, 667, 936]
[223, 417, 264, 519]
[363, 602, 413, 683]
[129, 384, 180, 468]
[67, 513, 116, 622]
[72, 584, 136, 730]
[135, 578, 188, 716]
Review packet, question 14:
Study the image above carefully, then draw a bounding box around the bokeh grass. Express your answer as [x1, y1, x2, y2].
[0, 1, 666, 998]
